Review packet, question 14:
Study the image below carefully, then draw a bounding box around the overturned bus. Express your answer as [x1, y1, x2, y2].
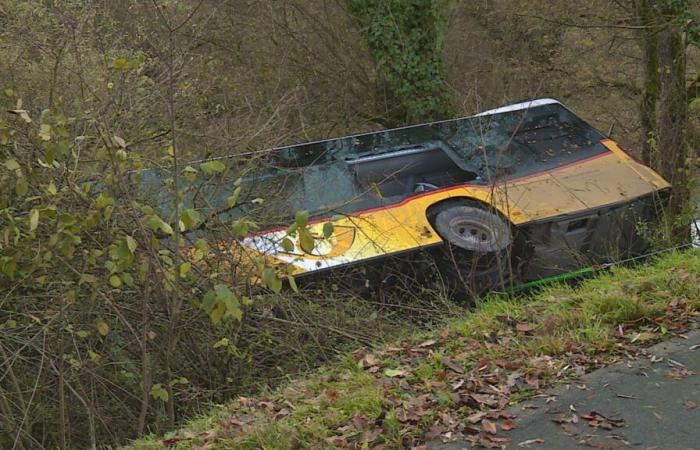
[138, 98, 671, 296]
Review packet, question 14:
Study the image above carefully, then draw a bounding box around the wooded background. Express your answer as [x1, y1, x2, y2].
[0, 1, 698, 448]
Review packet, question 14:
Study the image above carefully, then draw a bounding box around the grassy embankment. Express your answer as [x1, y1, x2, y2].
[131, 249, 700, 449]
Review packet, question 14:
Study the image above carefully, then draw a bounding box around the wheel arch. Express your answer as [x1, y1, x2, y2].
[425, 196, 512, 227]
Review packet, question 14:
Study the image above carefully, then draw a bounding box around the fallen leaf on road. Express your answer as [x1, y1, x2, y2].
[482, 419, 497, 435]
[559, 422, 579, 436]
[501, 419, 517, 431]
[481, 435, 511, 448]
[580, 411, 624, 430]
[684, 399, 698, 410]
[525, 373, 540, 389]
[507, 371, 523, 387]
[587, 438, 625, 449]
[666, 367, 695, 380]
[552, 414, 578, 424]
[466, 411, 487, 424]
[615, 394, 637, 399]
[470, 393, 500, 407]
[518, 438, 544, 447]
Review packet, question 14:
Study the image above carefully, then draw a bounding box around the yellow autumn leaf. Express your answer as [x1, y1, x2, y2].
[29, 209, 39, 231]
[96, 321, 110, 336]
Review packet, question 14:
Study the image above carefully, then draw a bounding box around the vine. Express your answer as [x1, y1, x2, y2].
[347, 0, 454, 125]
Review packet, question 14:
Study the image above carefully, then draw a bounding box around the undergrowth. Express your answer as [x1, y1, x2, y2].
[129, 249, 700, 449]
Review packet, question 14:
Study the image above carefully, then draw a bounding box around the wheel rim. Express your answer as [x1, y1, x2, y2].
[447, 217, 498, 250]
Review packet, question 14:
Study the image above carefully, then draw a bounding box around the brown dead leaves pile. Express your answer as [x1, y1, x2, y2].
[202, 320, 592, 449]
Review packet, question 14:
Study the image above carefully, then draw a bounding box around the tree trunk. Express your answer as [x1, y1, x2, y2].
[656, 10, 690, 223]
[639, 0, 659, 166]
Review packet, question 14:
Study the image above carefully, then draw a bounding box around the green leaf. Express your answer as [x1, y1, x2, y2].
[125, 236, 138, 254]
[179, 262, 191, 278]
[95, 193, 114, 209]
[213, 337, 230, 349]
[113, 58, 129, 70]
[690, 98, 700, 112]
[231, 219, 251, 238]
[295, 210, 309, 228]
[15, 178, 28, 196]
[109, 239, 132, 262]
[122, 272, 134, 287]
[209, 301, 226, 324]
[384, 368, 408, 378]
[150, 384, 169, 402]
[226, 186, 242, 208]
[201, 290, 216, 312]
[181, 208, 201, 230]
[80, 273, 98, 285]
[169, 377, 189, 387]
[158, 220, 173, 235]
[29, 209, 39, 231]
[299, 228, 315, 254]
[200, 160, 226, 175]
[109, 274, 122, 288]
[4, 158, 20, 171]
[323, 222, 334, 238]
[262, 268, 282, 293]
[213, 284, 243, 320]
[144, 215, 162, 231]
[183, 165, 198, 182]
[104, 260, 117, 274]
[287, 275, 299, 293]
[96, 320, 110, 336]
[39, 124, 51, 141]
[113, 135, 126, 148]
[281, 237, 295, 252]
[214, 284, 233, 301]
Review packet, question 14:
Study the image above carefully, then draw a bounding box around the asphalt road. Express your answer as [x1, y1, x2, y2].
[431, 325, 700, 450]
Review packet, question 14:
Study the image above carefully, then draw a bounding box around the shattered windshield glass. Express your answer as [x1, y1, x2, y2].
[133, 102, 607, 226]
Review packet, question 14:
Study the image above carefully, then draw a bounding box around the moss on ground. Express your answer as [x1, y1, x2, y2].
[129, 250, 700, 450]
